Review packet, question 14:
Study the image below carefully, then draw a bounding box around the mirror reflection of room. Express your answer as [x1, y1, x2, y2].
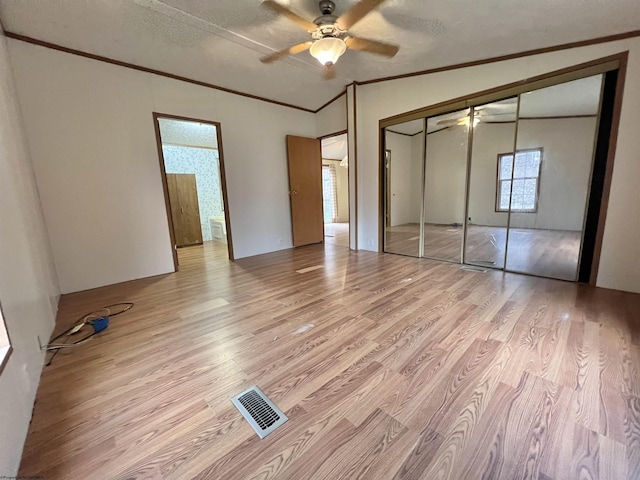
[320, 134, 349, 247]
[384, 119, 424, 257]
[504, 75, 602, 280]
[383, 72, 604, 283]
[465, 97, 519, 269]
[422, 108, 470, 262]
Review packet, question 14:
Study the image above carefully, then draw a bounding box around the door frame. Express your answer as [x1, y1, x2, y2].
[317, 129, 353, 248]
[378, 52, 628, 284]
[153, 112, 235, 270]
[385, 149, 391, 227]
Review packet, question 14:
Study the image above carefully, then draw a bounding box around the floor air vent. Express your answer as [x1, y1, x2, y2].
[231, 386, 288, 438]
[470, 260, 496, 266]
[460, 265, 488, 273]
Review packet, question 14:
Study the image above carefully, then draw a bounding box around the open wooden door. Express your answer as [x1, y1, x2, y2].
[166, 173, 203, 247]
[286, 135, 324, 246]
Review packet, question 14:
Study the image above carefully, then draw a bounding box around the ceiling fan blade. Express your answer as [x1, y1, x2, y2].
[324, 63, 337, 80]
[260, 41, 313, 63]
[436, 119, 459, 126]
[477, 112, 517, 116]
[345, 36, 399, 57]
[336, 0, 389, 30]
[261, 1, 318, 32]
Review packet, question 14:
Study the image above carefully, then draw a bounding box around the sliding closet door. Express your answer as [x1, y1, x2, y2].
[383, 120, 425, 257]
[464, 98, 519, 269]
[505, 75, 603, 280]
[422, 110, 470, 262]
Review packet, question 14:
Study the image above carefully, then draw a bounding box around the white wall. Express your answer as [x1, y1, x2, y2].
[316, 93, 347, 138]
[0, 31, 59, 476]
[355, 37, 640, 293]
[8, 40, 316, 293]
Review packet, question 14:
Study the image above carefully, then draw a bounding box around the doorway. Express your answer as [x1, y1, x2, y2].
[381, 56, 625, 283]
[320, 132, 350, 247]
[153, 113, 234, 270]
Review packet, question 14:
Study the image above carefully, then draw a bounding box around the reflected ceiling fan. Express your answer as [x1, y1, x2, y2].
[260, 0, 399, 80]
[436, 100, 518, 127]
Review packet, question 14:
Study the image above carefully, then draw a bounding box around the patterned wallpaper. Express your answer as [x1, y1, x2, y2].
[162, 145, 224, 241]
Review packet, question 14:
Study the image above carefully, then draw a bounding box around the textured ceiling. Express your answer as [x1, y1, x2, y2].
[0, 0, 638, 110]
[322, 133, 348, 159]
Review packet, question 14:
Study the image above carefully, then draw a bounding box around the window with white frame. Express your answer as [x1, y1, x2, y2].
[496, 149, 542, 212]
[322, 165, 338, 223]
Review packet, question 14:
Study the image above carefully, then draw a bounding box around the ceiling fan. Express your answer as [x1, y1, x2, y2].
[436, 100, 518, 127]
[260, 0, 399, 80]
[436, 112, 515, 127]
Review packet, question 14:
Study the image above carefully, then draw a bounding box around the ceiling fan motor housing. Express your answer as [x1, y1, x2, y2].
[314, 0, 339, 30]
[318, 0, 336, 15]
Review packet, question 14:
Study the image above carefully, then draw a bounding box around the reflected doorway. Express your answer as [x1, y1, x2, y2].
[383, 119, 423, 257]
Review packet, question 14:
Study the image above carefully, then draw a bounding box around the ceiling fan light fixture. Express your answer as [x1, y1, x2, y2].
[310, 37, 346, 65]
[458, 116, 480, 127]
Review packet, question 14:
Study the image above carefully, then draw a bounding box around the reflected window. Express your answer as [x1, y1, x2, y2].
[496, 149, 542, 212]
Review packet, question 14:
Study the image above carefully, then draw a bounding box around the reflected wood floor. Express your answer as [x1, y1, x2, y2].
[19, 242, 640, 479]
[386, 223, 582, 281]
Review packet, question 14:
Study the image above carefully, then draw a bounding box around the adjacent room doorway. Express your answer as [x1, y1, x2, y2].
[286, 135, 324, 247]
[285, 131, 351, 249]
[320, 132, 350, 248]
[153, 113, 234, 270]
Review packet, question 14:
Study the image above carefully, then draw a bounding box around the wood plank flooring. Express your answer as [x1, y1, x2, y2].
[385, 223, 582, 280]
[19, 241, 640, 479]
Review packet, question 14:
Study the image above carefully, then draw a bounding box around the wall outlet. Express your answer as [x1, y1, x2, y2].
[277, 238, 283, 246]
[368, 238, 375, 247]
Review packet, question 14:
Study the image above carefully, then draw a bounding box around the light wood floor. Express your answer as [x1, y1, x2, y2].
[20, 241, 640, 479]
[386, 223, 582, 281]
[324, 222, 349, 248]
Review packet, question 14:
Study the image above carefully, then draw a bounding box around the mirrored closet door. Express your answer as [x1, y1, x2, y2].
[504, 74, 603, 281]
[422, 109, 469, 262]
[382, 67, 609, 283]
[383, 119, 424, 257]
[464, 97, 519, 269]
